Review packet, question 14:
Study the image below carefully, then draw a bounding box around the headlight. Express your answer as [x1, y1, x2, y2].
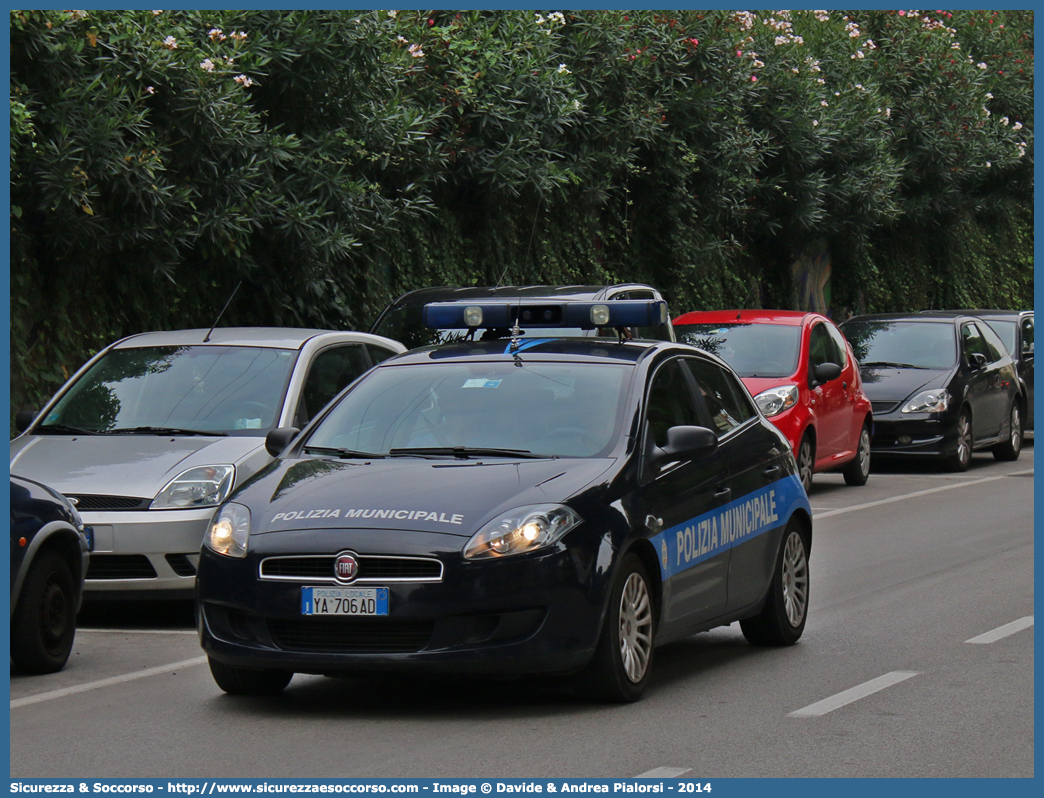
[205, 502, 251, 558]
[150, 465, 234, 509]
[902, 389, 950, 413]
[754, 385, 800, 418]
[463, 504, 583, 560]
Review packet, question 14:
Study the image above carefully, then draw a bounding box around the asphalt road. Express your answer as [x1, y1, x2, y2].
[10, 443, 1033, 779]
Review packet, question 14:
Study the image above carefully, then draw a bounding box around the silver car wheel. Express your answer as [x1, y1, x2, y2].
[857, 428, 871, 477]
[1010, 405, 1021, 452]
[781, 531, 809, 628]
[798, 437, 814, 491]
[956, 413, 972, 466]
[618, 572, 653, 683]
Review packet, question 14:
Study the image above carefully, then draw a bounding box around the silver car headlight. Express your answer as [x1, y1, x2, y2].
[205, 502, 251, 558]
[150, 465, 235, 509]
[754, 385, 799, 418]
[902, 389, 950, 413]
[463, 504, 583, 560]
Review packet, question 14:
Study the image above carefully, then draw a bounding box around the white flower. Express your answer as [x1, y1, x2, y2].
[812, 119, 819, 126]
[753, 59, 765, 69]
[977, 62, 987, 70]
[985, 92, 994, 99]
[573, 99, 581, 110]
[814, 11, 830, 22]
[951, 42, 961, 50]
[986, 161, 991, 167]
[851, 50, 865, 59]
[200, 58, 215, 72]
[534, 13, 545, 25]
[408, 42, 425, 58]
[1013, 121, 1023, 131]
[855, 83, 863, 90]
[387, 10, 398, 18]
[163, 35, 177, 49]
[549, 12, 565, 26]
[816, 77, 825, 84]
[834, 91, 840, 96]
[791, 67, 800, 74]
[1000, 117, 1009, 125]
[229, 31, 248, 42]
[396, 35, 408, 44]
[821, 100, 829, 106]
[152, 10, 163, 15]
[145, 86, 155, 94]
[557, 63, 570, 74]
[208, 28, 225, 41]
[233, 74, 253, 87]
[885, 107, 891, 117]
[983, 107, 991, 117]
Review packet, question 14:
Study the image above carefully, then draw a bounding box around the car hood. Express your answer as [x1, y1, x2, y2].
[9, 434, 267, 499]
[857, 367, 951, 403]
[236, 456, 618, 538]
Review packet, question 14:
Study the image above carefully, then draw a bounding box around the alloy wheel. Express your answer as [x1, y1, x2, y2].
[781, 531, 809, 627]
[618, 572, 653, 683]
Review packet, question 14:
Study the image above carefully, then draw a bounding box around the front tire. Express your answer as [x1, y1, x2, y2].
[842, 422, 872, 486]
[992, 401, 1022, 461]
[11, 550, 77, 674]
[946, 409, 972, 472]
[741, 518, 810, 646]
[209, 657, 293, 695]
[580, 554, 656, 703]
[797, 433, 815, 492]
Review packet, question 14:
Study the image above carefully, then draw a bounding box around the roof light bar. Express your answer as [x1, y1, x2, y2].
[422, 300, 668, 330]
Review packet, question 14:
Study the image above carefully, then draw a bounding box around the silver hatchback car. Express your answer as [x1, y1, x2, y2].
[10, 328, 406, 598]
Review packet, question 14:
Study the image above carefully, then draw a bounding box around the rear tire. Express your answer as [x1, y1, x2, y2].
[741, 518, 810, 646]
[842, 423, 872, 486]
[11, 550, 77, 674]
[209, 657, 293, 695]
[992, 401, 1023, 461]
[580, 554, 655, 703]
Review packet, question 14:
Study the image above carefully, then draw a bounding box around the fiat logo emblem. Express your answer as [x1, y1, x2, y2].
[334, 553, 359, 583]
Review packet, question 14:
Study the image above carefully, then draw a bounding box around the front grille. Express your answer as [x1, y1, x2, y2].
[165, 553, 197, 577]
[87, 555, 157, 580]
[871, 402, 899, 415]
[268, 618, 435, 653]
[260, 555, 443, 583]
[67, 494, 150, 511]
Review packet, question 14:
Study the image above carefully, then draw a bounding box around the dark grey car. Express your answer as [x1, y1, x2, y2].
[840, 312, 1024, 471]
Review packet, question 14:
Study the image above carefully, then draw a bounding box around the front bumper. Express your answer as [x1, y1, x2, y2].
[80, 508, 215, 597]
[197, 526, 605, 676]
[869, 411, 956, 457]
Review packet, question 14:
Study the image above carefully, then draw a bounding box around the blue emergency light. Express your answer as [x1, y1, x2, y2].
[422, 300, 669, 330]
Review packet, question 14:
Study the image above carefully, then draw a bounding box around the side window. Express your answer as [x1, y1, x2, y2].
[961, 323, 990, 366]
[367, 345, 398, 365]
[978, 322, 1006, 362]
[1022, 318, 1034, 354]
[808, 323, 835, 369]
[296, 345, 370, 426]
[825, 323, 849, 368]
[645, 359, 701, 448]
[685, 358, 754, 437]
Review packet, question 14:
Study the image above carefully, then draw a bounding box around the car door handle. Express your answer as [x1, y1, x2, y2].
[714, 486, 732, 500]
[763, 465, 781, 478]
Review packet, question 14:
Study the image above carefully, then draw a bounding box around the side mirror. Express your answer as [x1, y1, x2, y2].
[813, 362, 842, 384]
[265, 427, 300, 458]
[969, 352, 988, 370]
[15, 410, 38, 433]
[650, 425, 718, 469]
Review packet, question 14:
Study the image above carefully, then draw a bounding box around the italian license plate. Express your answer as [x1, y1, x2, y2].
[301, 586, 389, 616]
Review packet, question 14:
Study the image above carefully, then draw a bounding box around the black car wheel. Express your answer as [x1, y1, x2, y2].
[992, 401, 1023, 461]
[209, 657, 293, 695]
[11, 550, 77, 674]
[740, 518, 810, 646]
[581, 553, 655, 703]
[947, 410, 973, 472]
[797, 433, 815, 492]
[842, 423, 872, 486]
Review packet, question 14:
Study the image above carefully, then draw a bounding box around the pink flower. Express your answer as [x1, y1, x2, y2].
[690, 38, 699, 46]
[737, 50, 743, 57]
[751, 75, 757, 82]
[899, 10, 906, 16]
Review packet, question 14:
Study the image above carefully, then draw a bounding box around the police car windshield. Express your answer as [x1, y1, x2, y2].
[37, 345, 296, 436]
[306, 361, 632, 459]
[674, 323, 801, 378]
[841, 321, 957, 370]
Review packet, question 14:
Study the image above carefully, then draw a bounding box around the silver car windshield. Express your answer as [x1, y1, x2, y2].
[38, 345, 297, 435]
[675, 323, 801, 378]
[841, 322, 957, 369]
[306, 361, 632, 458]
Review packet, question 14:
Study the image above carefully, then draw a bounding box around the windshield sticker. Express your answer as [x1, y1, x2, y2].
[462, 379, 501, 389]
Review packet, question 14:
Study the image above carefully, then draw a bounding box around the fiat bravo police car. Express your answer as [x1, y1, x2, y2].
[197, 299, 813, 702]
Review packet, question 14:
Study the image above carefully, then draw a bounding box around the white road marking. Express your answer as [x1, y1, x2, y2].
[789, 671, 919, 717]
[635, 768, 692, 778]
[10, 656, 208, 708]
[812, 469, 1032, 520]
[965, 616, 1034, 644]
[78, 628, 197, 635]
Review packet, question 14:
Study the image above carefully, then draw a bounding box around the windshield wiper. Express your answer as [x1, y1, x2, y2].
[860, 361, 928, 369]
[35, 423, 102, 436]
[303, 446, 385, 459]
[108, 426, 227, 436]
[388, 446, 549, 460]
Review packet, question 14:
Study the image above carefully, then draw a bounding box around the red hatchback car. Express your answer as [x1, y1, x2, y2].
[673, 310, 873, 491]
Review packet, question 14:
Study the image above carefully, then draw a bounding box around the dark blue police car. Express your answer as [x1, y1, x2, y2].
[197, 299, 812, 701]
[11, 475, 91, 674]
